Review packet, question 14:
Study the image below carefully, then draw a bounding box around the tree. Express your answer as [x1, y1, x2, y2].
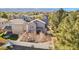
[48, 8, 67, 33]
[56, 8, 65, 23]
[55, 12, 79, 50]
[1, 12, 8, 19]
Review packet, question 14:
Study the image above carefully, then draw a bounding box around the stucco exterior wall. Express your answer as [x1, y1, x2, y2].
[12, 24, 25, 34]
[26, 22, 36, 32]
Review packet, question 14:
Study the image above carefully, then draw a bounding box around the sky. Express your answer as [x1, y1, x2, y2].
[63, 8, 79, 11]
[0, 0, 79, 12]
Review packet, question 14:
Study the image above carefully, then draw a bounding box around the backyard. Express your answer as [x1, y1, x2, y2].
[0, 31, 18, 50]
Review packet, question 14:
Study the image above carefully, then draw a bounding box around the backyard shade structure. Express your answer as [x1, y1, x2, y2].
[10, 19, 26, 34]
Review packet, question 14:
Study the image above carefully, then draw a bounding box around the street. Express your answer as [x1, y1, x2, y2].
[12, 45, 48, 50]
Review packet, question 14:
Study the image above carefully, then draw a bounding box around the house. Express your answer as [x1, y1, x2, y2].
[9, 19, 36, 34]
[0, 18, 8, 29]
[9, 19, 26, 34]
[8, 14, 34, 22]
[25, 22, 36, 32]
[25, 19, 47, 33]
[22, 15, 34, 22]
[1, 16, 47, 35]
[9, 18, 47, 34]
[8, 14, 17, 20]
[31, 19, 47, 33]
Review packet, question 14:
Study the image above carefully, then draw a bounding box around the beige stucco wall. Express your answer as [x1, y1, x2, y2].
[29, 22, 36, 32]
[26, 22, 36, 32]
[12, 24, 25, 34]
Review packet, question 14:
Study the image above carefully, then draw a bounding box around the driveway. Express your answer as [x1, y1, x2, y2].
[12, 45, 48, 50]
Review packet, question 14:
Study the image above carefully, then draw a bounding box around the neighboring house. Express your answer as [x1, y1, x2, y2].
[8, 14, 34, 22]
[9, 19, 26, 34]
[0, 18, 8, 29]
[31, 19, 47, 33]
[23, 15, 34, 22]
[8, 14, 17, 20]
